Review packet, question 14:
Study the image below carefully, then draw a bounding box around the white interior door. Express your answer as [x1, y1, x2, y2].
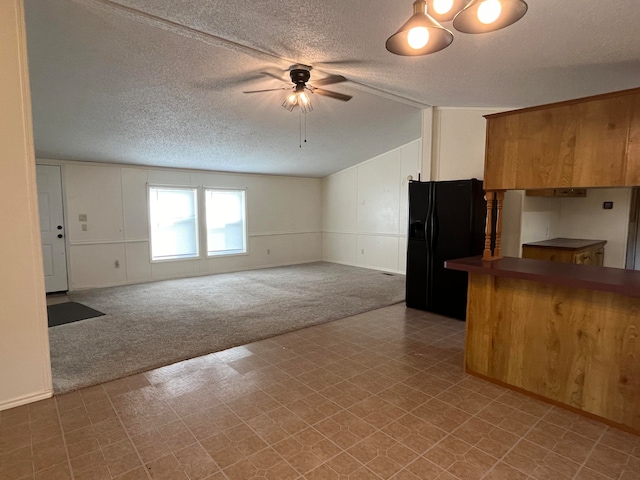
[37, 165, 68, 292]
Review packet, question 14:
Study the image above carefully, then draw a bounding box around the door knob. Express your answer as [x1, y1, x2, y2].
[57, 225, 63, 230]
[57, 234, 63, 239]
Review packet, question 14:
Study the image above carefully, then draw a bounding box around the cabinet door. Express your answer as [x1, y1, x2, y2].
[594, 247, 605, 266]
[571, 96, 630, 187]
[522, 246, 574, 263]
[625, 93, 640, 185]
[514, 105, 577, 189]
[574, 252, 593, 265]
[484, 115, 518, 190]
[484, 90, 638, 190]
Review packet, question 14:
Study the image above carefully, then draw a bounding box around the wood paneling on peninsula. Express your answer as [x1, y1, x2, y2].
[466, 274, 640, 432]
[484, 88, 640, 190]
[447, 256, 640, 434]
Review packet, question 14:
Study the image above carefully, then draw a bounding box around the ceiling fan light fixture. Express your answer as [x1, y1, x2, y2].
[386, 0, 454, 56]
[282, 95, 296, 112]
[452, 0, 528, 34]
[299, 101, 313, 114]
[282, 89, 313, 113]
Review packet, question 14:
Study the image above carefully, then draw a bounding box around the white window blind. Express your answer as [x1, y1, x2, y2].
[149, 186, 199, 261]
[205, 189, 247, 256]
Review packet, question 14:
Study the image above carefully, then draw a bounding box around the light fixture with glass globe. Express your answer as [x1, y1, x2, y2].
[282, 85, 313, 114]
[386, 0, 528, 56]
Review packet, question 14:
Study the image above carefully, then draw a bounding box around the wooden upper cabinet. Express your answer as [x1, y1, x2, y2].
[514, 104, 577, 189]
[571, 95, 630, 187]
[484, 114, 517, 190]
[626, 93, 640, 185]
[484, 88, 640, 190]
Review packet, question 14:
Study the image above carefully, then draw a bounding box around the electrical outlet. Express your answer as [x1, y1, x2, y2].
[361, 249, 364, 254]
[115, 260, 120, 268]
[267, 249, 271, 255]
[81, 224, 87, 231]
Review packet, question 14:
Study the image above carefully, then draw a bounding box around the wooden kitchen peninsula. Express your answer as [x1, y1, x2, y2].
[446, 256, 640, 434]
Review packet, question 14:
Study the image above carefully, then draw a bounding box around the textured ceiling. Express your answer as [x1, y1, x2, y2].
[24, 0, 640, 177]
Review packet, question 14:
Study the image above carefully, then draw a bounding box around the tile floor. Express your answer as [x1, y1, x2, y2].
[1, 304, 639, 480]
[46, 293, 71, 306]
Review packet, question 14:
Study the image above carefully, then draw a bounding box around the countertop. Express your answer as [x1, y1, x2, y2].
[522, 238, 607, 249]
[445, 256, 640, 297]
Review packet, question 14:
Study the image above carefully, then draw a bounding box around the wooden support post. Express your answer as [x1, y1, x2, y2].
[482, 190, 504, 261]
[494, 191, 505, 259]
[482, 191, 494, 261]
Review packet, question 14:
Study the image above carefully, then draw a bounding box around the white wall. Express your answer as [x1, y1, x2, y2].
[321, 107, 525, 271]
[501, 190, 524, 258]
[322, 140, 421, 273]
[520, 195, 562, 246]
[431, 107, 504, 181]
[430, 107, 522, 257]
[517, 188, 632, 267]
[44, 161, 322, 290]
[0, 0, 53, 410]
[558, 188, 632, 268]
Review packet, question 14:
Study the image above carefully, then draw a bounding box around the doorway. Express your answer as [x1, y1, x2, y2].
[37, 164, 68, 292]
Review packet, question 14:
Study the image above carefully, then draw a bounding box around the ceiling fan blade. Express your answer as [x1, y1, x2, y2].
[315, 60, 365, 66]
[261, 71, 289, 83]
[242, 87, 286, 94]
[312, 75, 347, 87]
[313, 88, 352, 102]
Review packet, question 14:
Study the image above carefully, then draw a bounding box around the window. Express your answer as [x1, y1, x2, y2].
[205, 189, 246, 256]
[149, 186, 199, 261]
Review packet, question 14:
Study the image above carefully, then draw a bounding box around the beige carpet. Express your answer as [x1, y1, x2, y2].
[49, 262, 405, 393]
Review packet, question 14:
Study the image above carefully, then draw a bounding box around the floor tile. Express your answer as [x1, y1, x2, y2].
[2, 303, 639, 480]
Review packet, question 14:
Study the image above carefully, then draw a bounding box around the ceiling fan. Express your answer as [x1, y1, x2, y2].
[243, 65, 352, 113]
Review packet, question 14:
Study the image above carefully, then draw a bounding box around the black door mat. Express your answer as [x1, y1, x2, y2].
[47, 302, 105, 327]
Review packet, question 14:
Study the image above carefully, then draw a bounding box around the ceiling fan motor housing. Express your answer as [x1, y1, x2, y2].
[290, 68, 311, 85]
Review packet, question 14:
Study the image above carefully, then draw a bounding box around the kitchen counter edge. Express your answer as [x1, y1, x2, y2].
[445, 256, 640, 297]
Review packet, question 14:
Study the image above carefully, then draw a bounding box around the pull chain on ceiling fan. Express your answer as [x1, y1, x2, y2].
[242, 66, 353, 147]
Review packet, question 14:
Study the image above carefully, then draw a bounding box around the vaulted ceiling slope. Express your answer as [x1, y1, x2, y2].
[24, 0, 640, 177]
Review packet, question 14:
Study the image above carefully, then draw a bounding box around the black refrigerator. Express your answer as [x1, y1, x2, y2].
[406, 179, 486, 320]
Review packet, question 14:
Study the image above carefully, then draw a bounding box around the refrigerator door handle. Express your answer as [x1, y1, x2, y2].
[425, 185, 436, 308]
[431, 210, 439, 252]
[424, 217, 430, 244]
[425, 184, 435, 244]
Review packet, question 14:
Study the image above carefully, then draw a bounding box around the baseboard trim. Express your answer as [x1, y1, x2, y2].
[0, 389, 53, 412]
[69, 259, 324, 291]
[320, 259, 405, 275]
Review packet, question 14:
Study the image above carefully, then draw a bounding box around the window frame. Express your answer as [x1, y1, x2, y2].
[147, 184, 200, 263]
[203, 186, 248, 258]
